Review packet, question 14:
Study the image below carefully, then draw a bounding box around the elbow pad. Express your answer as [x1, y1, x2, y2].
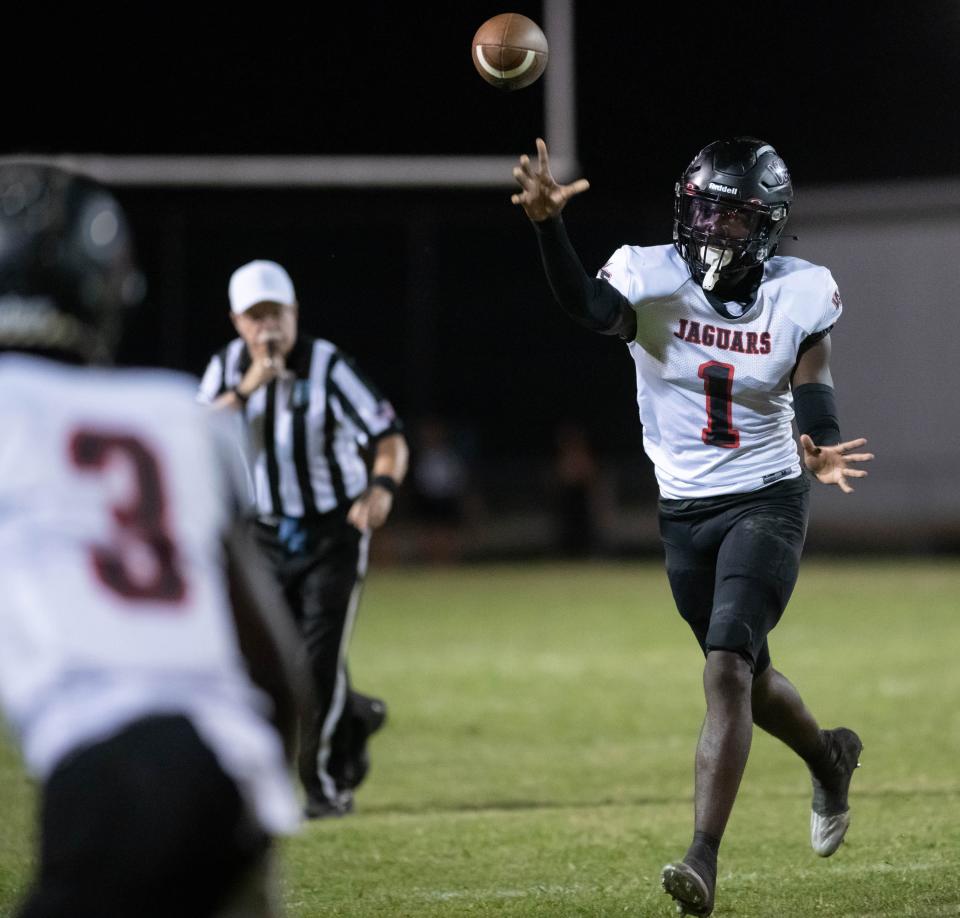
[793, 383, 841, 446]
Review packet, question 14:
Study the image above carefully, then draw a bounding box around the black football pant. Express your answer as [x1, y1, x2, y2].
[254, 517, 371, 805]
[658, 475, 810, 675]
[17, 715, 270, 918]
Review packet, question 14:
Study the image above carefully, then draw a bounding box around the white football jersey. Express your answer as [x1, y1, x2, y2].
[0, 354, 298, 833]
[600, 244, 842, 498]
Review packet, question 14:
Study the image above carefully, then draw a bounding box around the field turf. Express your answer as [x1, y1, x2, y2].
[1, 560, 959, 916]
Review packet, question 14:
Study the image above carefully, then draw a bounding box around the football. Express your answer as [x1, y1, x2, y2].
[471, 13, 548, 91]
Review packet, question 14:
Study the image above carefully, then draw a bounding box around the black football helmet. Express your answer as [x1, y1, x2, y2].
[0, 162, 142, 361]
[673, 138, 793, 291]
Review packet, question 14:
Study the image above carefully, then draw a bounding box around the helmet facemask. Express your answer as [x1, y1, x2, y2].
[674, 188, 789, 291]
[672, 137, 793, 295]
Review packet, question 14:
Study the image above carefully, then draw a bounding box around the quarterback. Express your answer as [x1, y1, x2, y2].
[511, 137, 872, 916]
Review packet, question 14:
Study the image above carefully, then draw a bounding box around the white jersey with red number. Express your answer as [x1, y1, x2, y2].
[599, 244, 842, 499]
[0, 354, 298, 834]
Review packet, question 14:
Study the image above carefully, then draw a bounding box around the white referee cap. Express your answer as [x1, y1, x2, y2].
[228, 260, 296, 315]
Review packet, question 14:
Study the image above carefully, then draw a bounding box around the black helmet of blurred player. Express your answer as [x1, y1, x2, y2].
[673, 138, 793, 293]
[0, 163, 142, 362]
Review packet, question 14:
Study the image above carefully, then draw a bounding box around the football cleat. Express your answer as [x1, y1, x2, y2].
[661, 861, 715, 917]
[810, 727, 863, 857]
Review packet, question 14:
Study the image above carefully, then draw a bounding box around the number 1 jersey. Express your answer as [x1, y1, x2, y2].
[600, 244, 842, 499]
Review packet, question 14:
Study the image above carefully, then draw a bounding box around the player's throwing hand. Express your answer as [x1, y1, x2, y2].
[800, 434, 874, 494]
[511, 137, 590, 222]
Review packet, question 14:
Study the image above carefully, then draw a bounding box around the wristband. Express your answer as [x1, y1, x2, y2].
[232, 386, 250, 404]
[370, 474, 399, 496]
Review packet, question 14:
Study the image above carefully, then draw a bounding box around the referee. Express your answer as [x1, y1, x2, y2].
[199, 259, 408, 819]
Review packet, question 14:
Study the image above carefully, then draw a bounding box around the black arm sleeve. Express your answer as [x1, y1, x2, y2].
[793, 382, 842, 446]
[532, 216, 636, 338]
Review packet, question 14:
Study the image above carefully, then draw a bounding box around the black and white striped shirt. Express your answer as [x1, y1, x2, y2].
[198, 335, 402, 520]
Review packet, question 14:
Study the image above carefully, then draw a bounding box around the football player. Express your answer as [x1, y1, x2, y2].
[511, 137, 872, 917]
[0, 163, 308, 917]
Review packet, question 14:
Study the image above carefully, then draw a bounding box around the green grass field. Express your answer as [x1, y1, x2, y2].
[2, 560, 959, 917]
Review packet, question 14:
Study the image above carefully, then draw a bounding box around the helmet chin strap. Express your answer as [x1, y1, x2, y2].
[700, 245, 734, 291]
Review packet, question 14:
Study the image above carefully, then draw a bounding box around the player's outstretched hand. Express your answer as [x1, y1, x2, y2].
[511, 137, 590, 222]
[800, 434, 874, 494]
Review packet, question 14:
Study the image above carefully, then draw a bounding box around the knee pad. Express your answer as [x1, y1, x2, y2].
[705, 603, 757, 667]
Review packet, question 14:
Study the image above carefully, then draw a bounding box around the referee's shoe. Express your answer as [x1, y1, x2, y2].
[340, 692, 387, 791]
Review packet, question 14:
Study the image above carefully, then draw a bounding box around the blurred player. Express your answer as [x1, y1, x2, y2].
[511, 138, 871, 916]
[198, 260, 408, 818]
[0, 164, 307, 917]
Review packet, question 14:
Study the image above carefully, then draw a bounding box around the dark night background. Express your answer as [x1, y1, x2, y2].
[9, 2, 960, 546]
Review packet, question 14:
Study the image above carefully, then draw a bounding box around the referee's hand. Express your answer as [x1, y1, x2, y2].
[235, 343, 287, 401]
[246, 353, 285, 385]
[347, 485, 394, 531]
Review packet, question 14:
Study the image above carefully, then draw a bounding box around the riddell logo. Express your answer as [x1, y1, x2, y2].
[708, 182, 738, 195]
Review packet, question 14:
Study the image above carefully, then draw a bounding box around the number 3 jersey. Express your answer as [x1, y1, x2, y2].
[0, 354, 298, 834]
[600, 244, 842, 499]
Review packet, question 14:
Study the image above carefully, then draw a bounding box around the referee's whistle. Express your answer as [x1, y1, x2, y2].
[260, 331, 282, 369]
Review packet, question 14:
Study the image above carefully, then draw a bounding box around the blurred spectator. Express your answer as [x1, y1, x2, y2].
[551, 422, 609, 558]
[410, 417, 473, 562]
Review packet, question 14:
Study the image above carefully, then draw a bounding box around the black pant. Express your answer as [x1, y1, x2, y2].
[254, 516, 368, 804]
[18, 715, 269, 918]
[658, 476, 810, 675]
